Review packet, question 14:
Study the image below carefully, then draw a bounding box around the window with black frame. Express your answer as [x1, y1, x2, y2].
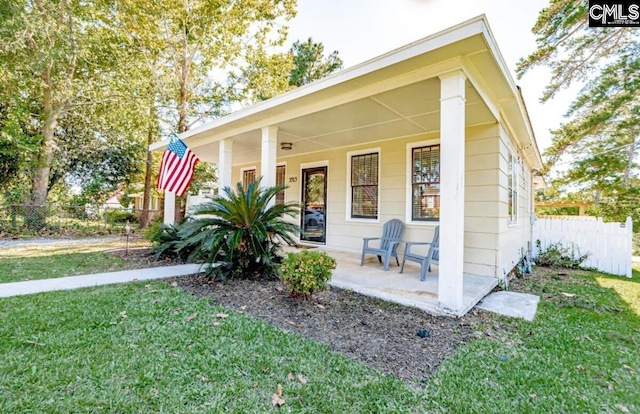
[411, 145, 440, 221]
[351, 152, 379, 219]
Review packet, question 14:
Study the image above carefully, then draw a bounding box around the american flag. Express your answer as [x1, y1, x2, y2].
[157, 134, 199, 197]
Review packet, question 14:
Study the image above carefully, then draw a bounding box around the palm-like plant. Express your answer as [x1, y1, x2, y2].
[175, 179, 300, 280]
[148, 222, 202, 262]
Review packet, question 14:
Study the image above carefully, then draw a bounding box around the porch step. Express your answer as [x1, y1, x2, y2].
[475, 291, 540, 321]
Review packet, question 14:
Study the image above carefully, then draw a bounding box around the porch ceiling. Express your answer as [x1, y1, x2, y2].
[150, 16, 542, 169]
[193, 79, 494, 164]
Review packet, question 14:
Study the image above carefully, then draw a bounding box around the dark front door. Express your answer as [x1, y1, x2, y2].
[301, 166, 327, 243]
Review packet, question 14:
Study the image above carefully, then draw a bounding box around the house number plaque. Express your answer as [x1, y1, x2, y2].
[288, 176, 298, 183]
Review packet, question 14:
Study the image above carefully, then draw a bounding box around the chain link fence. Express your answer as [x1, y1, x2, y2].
[0, 204, 140, 238]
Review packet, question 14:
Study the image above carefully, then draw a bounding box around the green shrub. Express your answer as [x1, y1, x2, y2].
[535, 240, 590, 269]
[103, 209, 137, 224]
[145, 220, 165, 242]
[165, 179, 300, 280]
[280, 250, 336, 299]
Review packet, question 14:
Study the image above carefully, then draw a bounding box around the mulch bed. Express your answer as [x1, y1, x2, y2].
[177, 275, 487, 385]
[107, 246, 183, 269]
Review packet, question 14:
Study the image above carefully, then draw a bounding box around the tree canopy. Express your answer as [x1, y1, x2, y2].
[289, 37, 343, 87]
[0, 0, 346, 230]
[519, 0, 640, 222]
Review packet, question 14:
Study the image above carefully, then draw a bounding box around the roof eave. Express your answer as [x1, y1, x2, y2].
[150, 15, 490, 152]
[476, 23, 543, 170]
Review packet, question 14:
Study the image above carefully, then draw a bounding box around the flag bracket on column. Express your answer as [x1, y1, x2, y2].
[157, 133, 199, 197]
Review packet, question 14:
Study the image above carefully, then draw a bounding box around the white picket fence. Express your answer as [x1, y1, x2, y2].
[532, 216, 633, 277]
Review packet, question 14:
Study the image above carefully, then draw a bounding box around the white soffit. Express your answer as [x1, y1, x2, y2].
[151, 14, 541, 169]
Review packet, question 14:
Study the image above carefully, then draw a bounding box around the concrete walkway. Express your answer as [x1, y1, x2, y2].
[0, 264, 204, 298]
[476, 291, 540, 321]
[0, 236, 120, 249]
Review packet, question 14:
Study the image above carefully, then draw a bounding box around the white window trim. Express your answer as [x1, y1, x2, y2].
[406, 138, 441, 226]
[345, 147, 381, 223]
[507, 151, 519, 226]
[240, 165, 257, 189]
[300, 160, 329, 170]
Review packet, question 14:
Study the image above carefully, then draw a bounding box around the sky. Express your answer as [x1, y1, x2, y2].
[285, 0, 577, 153]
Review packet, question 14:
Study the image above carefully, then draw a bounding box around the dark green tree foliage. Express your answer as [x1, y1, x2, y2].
[0, 101, 40, 202]
[54, 109, 146, 204]
[1, 0, 127, 207]
[0, 139, 19, 189]
[161, 180, 300, 280]
[289, 37, 343, 87]
[518, 0, 640, 198]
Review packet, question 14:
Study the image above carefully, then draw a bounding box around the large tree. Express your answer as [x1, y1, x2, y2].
[518, 0, 640, 230]
[113, 1, 172, 227]
[518, 0, 640, 200]
[150, 0, 297, 221]
[0, 0, 150, 226]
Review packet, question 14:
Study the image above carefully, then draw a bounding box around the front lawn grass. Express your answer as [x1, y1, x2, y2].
[0, 282, 427, 413]
[0, 241, 146, 283]
[423, 268, 640, 413]
[2, 258, 639, 412]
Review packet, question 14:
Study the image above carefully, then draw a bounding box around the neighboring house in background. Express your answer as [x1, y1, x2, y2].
[129, 191, 163, 222]
[84, 190, 130, 219]
[103, 191, 127, 210]
[151, 15, 544, 315]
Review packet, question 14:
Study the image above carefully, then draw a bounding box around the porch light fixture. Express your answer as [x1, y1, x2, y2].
[280, 142, 293, 151]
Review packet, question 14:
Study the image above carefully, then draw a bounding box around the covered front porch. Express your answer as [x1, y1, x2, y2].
[153, 17, 538, 317]
[306, 246, 498, 317]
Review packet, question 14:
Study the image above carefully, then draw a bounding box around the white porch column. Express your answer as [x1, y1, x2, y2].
[261, 126, 278, 205]
[218, 138, 233, 196]
[163, 191, 175, 225]
[438, 70, 466, 312]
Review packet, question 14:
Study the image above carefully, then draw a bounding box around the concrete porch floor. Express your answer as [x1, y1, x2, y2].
[308, 247, 498, 317]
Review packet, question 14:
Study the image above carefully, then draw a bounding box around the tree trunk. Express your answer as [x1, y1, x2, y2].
[29, 65, 58, 230]
[139, 102, 156, 229]
[174, 25, 190, 224]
